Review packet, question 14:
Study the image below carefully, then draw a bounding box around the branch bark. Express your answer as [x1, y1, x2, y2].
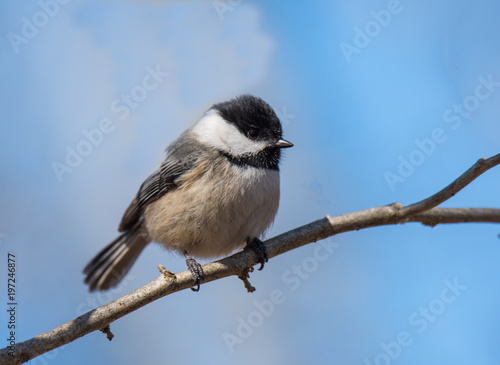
[2, 153, 500, 365]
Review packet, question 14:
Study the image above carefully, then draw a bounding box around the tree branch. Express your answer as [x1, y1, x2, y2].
[400, 154, 500, 217]
[2, 153, 499, 364]
[410, 207, 500, 227]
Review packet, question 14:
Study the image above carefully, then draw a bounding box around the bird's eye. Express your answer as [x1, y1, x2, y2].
[247, 129, 259, 139]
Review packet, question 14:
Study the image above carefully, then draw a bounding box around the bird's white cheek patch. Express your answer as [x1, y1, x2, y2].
[192, 110, 268, 156]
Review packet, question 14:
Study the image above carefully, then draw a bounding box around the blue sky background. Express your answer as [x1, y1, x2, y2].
[1, 1, 500, 364]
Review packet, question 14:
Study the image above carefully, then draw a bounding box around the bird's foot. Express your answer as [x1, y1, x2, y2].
[245, 237, 268, 271]
[184, 251, 205, 292]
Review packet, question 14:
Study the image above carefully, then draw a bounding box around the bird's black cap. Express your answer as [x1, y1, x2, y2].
[212, 95, 285, 143]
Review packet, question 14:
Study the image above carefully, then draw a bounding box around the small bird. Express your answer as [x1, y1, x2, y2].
[83, 95, 293, 291]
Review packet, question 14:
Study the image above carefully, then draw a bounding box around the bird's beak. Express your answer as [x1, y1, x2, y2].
[274, 139, 294, 148]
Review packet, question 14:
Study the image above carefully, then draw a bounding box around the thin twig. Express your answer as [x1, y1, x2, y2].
[400, 154, 500, 217]
[238, 267, 256, 293]
[1, 153, 499, 365]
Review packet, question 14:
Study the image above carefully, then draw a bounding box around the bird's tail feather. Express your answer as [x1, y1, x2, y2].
[83, 225, 149, 292]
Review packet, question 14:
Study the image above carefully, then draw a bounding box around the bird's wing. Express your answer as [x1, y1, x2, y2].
[118, 158, 190, 232]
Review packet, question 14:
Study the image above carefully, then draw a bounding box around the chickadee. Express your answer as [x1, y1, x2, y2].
[83, 95, 293, 292]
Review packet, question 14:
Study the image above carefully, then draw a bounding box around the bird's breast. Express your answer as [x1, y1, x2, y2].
[144, 157, 280, 258]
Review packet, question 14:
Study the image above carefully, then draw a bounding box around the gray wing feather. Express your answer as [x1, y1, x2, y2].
[118, 159, 188, 232]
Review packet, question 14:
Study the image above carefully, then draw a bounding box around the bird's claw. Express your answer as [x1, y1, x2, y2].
[184, 251, 205, 292]
[245, 237, 268, 270]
